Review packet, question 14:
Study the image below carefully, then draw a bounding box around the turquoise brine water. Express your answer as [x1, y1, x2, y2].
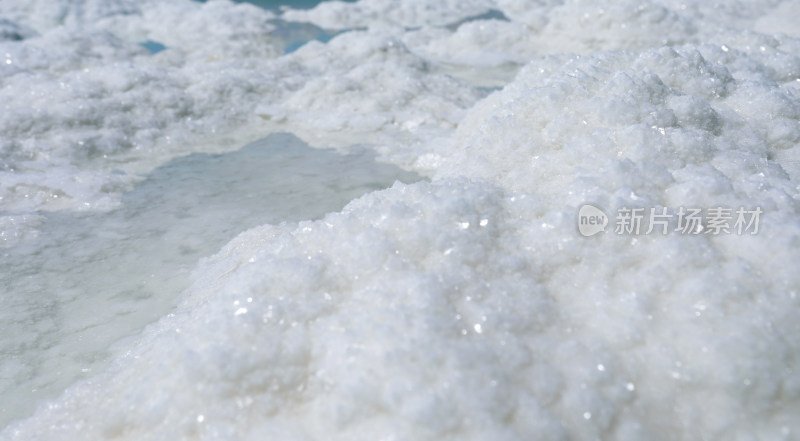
[195, 0, 357, 11]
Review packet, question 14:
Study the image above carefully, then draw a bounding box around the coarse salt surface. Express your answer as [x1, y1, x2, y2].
[1, 0, 799, 440]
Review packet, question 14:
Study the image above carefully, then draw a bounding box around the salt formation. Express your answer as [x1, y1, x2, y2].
[1, 0, 799, 440]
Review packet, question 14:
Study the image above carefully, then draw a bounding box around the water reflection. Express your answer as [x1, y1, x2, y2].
[0, 132, 420, 428]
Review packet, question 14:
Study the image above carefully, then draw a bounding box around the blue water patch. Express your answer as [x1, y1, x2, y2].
[194, 0, 357, 11]
[139, 40, 167, 54]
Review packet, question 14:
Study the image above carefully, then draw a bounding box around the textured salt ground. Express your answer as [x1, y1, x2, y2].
[0, 0, 799, 440]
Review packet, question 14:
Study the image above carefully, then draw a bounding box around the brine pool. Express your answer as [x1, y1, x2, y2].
[0, 133, 420, 426]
